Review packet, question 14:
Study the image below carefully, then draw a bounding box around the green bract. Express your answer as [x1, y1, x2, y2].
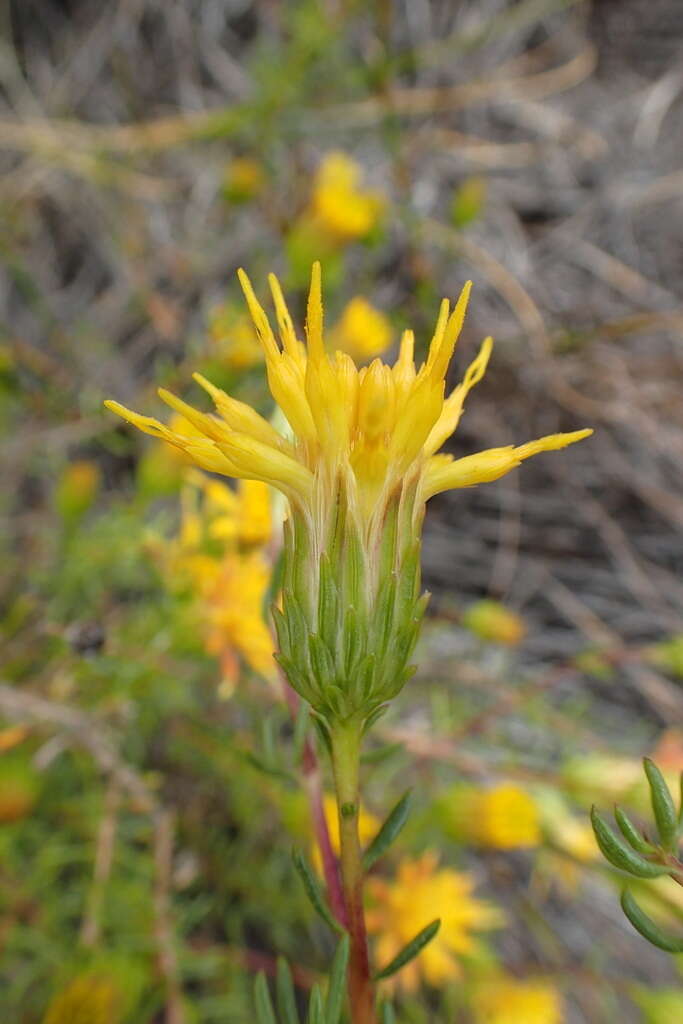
[273, 477, 428, 726]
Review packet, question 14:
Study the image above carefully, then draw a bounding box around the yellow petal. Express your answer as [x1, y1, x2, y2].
[421, 428, 593, 499]
[237, 268, 279, 360]
[181, 439, 243, 476]
[305, 261, 325, 362]
[216, 432, 314, 500]
[268, 272, 302, 360]
[428, 280, 472, 382]
[268, 356, 318, 445]
[157, 388, 230, 443]
[423, 336, 493, 456]
[105, 400, 190, 447]
[192, 373, 294, 454]
[424, 298, 450, 374]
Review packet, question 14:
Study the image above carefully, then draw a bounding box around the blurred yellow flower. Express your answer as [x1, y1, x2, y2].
[310, 152, 383, 242]
[332, 296, 392, 362]
[208, 305, 264, 369]
[366, 852, 503, 992]
[471, 974, 563, 1024]
[471, 782, 540, 847]
[462, 599, 526, 647]
[161, 472, 275, 684]
[444, 783, 539, 850]
[43, 974, 121, 1024]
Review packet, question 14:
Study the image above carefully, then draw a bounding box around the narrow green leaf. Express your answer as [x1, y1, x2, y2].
[276, 957, 299, 1024]
[243, 750, 296, 785]
[310, 714, 332, 756]
[380, 1002, 396, 1024]
[614, 806, 655, 855]
[621, 888, 683, 953]
[644, 758, 678, 850]
[254, 972, 278, 1024]
[307, 984, 325, 1024]
[324, 934, 350, 1024]
[363, 791, 411, 871]
[374, 919, 441, 980]
[292, 849, 344, 934]
[361, 742, 403, 765]
[362, 703, 388, 735]
[590, 807, 668, 878]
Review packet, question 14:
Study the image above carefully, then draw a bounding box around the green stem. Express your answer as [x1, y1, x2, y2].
[330, 719, 376, 1024]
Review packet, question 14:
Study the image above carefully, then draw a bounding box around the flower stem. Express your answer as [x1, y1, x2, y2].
[281, 676, 347, 927]
[330, 719, 376, 1024]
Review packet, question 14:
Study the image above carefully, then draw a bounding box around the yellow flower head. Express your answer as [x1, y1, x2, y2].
[452, 783, 541, 850]
[106, 263, 591, 722]
[107, 263, 589, 537]
[471, 974, 563, 1024]
[366, 852, 503, 993]
[310, 152, 383, 242]
[332, 296, 392, 362]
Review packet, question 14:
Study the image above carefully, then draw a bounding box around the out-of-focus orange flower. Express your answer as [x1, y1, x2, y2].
[366, 852, 503, 992]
